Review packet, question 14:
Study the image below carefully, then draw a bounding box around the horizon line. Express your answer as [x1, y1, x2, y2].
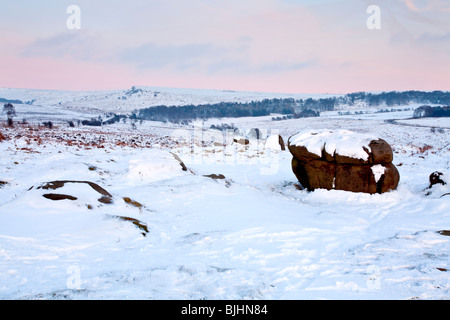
[1, 85, 448, 96]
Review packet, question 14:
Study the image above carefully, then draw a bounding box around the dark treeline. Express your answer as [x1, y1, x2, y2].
[136, 90, 450, 123]
[137, 98, 334, 122]
[413, 105, 450, 118]
[339, 91, 450, 107]
[0, 98, 23, 104]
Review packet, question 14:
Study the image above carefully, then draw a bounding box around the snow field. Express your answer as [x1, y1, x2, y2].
[0, 104, 449, 300]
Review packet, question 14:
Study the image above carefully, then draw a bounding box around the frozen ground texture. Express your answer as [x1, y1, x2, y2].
[0, 87, 450, 300]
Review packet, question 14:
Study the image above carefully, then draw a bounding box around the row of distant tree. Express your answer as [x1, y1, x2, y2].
[413, 105, 450, 118]
[337, 91, 450, 107]
[136, 90, 450, 122]
[137, 98, 332, 122]
[2, 90, 450, 126]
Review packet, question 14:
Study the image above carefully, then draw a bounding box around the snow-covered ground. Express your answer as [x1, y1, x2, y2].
[397, 117, 450, 129]
[0, 89, 449, 300]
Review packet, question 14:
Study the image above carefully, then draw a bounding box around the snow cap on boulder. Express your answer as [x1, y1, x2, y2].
[288, 129, 393, 165]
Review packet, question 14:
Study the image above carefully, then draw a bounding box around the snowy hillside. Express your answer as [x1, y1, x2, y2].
[0, 86, 336, 116]
[0, 88, 449, 300]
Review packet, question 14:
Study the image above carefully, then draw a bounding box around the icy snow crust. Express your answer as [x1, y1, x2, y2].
[290, 129, 378, 161]
[0, 88, 450, 300]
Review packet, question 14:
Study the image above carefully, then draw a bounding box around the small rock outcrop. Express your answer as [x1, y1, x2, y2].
[233, 137, 250, 145]
[278, 135, 286, 151]
[171, 152, 188, 171]
[109, 215, 149, 237]
[203, 174, 226, 180]
[288, 129, 400, 194]
[30, 180, 150, 236]
[42, 193, 78, 201]
[429, 171, 446, 188]
[36, 180, 114, 204]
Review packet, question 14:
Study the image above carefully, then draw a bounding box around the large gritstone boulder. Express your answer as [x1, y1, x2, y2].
[288, 129, 400, 194]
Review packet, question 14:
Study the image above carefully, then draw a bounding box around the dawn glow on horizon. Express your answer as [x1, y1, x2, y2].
[0, 0, 449, 94]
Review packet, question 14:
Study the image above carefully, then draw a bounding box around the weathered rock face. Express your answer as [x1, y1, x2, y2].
[288, 129, 400, 194]
[278, 135, 286, 151]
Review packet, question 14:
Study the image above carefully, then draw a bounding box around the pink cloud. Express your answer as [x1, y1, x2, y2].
[400, 0, 420, 11]
[0, 0, 449, 94]
[0, 54, 134, 91]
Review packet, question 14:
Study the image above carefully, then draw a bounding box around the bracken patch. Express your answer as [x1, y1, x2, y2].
[110, 215, 149, 236]
[123, 197, 143, 209]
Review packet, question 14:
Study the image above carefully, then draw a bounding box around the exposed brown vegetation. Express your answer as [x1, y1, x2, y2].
[0, 131, 7, 142]
[409, 144, 434, 154]
[0, 122, 170, 151]
[123, 197, 143, 209]
[111, 215, 149, 236]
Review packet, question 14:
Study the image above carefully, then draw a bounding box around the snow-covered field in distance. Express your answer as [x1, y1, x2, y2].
[0, 86, 339, 116]
[0, 87, 449, 300]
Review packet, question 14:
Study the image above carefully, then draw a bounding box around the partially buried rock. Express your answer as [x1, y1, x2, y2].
[233, 137, 250, 145]
[429, 171, 446, 188]
[265, 134, 286, 151]
[110, 215, 149, 236]
[36, 180, 113, 205]
[43, 193, 78, 201]
[278, 135, 286, 151]
[288, 129, 400, 194]
[203, 174, 226, 180]
[128, 149, 189, 183]
[171, 152, 188, 171]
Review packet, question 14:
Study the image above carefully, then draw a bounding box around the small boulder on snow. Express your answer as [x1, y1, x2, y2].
[426, 171, 449, 198]
[42, 193, 78, 201]
[429, 171, 446, 188]
[203, 174, 226, 180]
[233, 137, 250, 146]
[288, 129, 400, 194]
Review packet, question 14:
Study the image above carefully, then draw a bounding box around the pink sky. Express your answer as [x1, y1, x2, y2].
[0, 0, 449, 94]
